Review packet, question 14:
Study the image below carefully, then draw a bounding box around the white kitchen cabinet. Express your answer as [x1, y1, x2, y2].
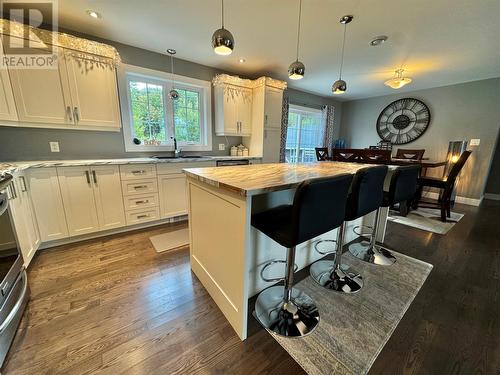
[0, 39, 18, 122]
[27, 168, 68, 242]
[8, 174, 41, 267]
[214, 77, 253, 136]
[58, 165, 125, 236]
[65, 52, 121, 129]
[58, 166, 100, 236]
[158, 174, 188, 218]
[9, 47, 72, 125]
[263, 86, 284, 129]
[91, 166, 126, 231]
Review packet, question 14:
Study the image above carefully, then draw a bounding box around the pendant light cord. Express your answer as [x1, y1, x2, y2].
[221, 0, 225, 28]
[295, 0, 302, 61]
[339, 22, 347, 79]
[170, 53, 175, 88]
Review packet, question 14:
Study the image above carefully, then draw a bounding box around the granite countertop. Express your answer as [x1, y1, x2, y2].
[184, 161, 372, 196]
[0, 156, 261, 175]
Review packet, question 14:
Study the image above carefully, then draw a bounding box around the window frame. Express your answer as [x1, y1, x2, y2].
[286, 104, 324, 163]
[119, 64, 212, 152]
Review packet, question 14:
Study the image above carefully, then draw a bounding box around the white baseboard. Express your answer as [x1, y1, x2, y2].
[484, 193, 500, 201]
[424, 191, 483, 206]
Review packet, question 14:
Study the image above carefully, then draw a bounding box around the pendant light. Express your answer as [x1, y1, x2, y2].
[288, 0, 305, 80]
[332, 15, 353, 95]
[384, 68, 412, 89]
[212, 0, 234, 56]
[167, 49, 179, 100]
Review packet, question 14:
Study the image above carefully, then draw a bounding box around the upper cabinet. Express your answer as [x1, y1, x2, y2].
[213, 75, 253, 137]
[0, 20, 121, 131]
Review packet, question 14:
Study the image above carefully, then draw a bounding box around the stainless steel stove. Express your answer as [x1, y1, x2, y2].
[0, 173, 29, 367]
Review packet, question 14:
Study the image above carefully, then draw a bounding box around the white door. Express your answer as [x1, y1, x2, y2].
[58, 166, 100, 236]
[238, 87, 253, 136]
[0, 39, 18, 121]
[264, 86, 284, 129]
[10, 175, 41, 267]
[9, 47, 72, 124]
[65, 51, 121, 129]
[28, 168, 69, 242]
[91, 165, 126, 230]
[223, 85, 238, 135]
[158, 174, 188, 218]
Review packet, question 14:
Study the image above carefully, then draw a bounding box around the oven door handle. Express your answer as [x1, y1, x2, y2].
[0, 193, 8, 217]
[0, 270, 28, 335]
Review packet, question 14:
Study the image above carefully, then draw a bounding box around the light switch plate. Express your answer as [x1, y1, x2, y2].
[49, 141, 60, 152]
[218, 143, 225, 151]
[470, 139, 480, 146]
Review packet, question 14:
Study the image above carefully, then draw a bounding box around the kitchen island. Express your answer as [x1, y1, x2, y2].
[184, 162, 392, 340]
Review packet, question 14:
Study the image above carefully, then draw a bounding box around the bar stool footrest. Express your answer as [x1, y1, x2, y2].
[353, 224, 373, 237]
[260, 260, 299, 283]
[314, 239, 338, 255]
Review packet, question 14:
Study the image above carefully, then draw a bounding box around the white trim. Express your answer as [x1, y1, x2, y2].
[289, 103, 323, 115]
[484, 193, 500, 201]
[424, 191, 483, 206]
[118, 63, 212, 153]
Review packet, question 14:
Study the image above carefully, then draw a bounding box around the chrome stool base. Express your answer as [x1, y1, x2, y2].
[254, 286, 320, 337]
[348, 242, 396, 266]
[310, 260, 363, 294]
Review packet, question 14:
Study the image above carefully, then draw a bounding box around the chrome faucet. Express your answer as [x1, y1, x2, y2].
[171, 137, 181, 158]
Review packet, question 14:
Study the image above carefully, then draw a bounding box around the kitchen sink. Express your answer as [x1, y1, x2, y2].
[151, 155, 204, 159]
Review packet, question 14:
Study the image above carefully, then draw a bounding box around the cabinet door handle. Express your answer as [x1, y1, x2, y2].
[134, 185, 148, 190]
[135, 200, 149, 204]
[131, 170, 146, 174]
[92, 170, 97, 184]
[10, 183, 18, 199]
[66, 106, 73, 122]
[73, 107, 80, 123]
[265, 114, 268, 125]
[20, 176, 27, 192]
[137, 214, 150, 219]
[85, 171, 91, 184]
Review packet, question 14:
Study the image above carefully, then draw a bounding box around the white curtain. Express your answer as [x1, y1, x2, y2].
[322, 105, 335, 156]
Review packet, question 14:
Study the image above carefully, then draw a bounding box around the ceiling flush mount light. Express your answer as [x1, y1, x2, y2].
[86, 10, 101, 19]
[288, 0, 305, 80]
[370, 35, 388, 46]
[239, 58, 245, 63]
[384, 68, 413, 89]
[212, 0, 234, 56]
[332, 15, 353, 94]
[167, 49, 179, 100]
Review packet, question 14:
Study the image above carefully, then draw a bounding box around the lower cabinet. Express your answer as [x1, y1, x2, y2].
[8, 173, 41, 267]
[28, 168, 69, 242]
[58, 165, 125, 236]
[158, 174, 187, 218]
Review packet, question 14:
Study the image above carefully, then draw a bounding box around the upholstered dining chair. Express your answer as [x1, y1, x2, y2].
[413, 150, 472, 222]
[395, 149, 426, 160]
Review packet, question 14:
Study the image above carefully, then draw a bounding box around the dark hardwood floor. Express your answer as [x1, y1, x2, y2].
[2, 200, 499, 374]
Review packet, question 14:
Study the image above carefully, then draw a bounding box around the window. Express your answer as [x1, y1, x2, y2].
[285, 105, 324, 163]
[120, 64, 212, 152]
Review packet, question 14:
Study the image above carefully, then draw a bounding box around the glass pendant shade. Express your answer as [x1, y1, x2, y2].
[288, 60, 305, 80]
[384, 69, 412, 89]
[212, 27, 234, 55]
[332, 79, 347, 94]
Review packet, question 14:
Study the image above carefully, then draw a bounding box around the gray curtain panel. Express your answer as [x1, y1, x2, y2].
[322, 105, 335, 156]
[279, 96, 290, 163]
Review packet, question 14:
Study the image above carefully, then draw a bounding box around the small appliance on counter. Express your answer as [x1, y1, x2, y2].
[0, 173, 30, 367]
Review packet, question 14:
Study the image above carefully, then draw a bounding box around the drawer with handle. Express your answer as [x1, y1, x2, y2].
[120, 164, 157, 180]
[125, 207, 160, 225]
[123, 193, 159, 211]
[121, 179, 158, 196]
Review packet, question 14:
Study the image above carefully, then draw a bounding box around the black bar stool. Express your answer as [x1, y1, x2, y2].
[252, 174, 353, 337]
[349, 164, 420, 265]
[310, 166, 387, 292]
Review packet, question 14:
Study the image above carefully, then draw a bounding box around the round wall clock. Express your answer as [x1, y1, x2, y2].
[376, 98, 431, 145]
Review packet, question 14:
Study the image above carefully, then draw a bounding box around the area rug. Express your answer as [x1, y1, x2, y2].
[269, 251, 433, 375]
[150, 228, 189, 253]
[388, 207, 464, 234]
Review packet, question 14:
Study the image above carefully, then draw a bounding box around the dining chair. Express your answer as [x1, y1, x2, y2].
[413, 150, 471, 222]
[315, 147, 329, 161]
[395, 149, 425, 160]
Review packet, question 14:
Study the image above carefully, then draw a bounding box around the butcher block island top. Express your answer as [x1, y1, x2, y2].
[183, 162, 371, 196]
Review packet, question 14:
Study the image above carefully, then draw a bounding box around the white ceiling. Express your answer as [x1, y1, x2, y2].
[57, 0, 500, 101]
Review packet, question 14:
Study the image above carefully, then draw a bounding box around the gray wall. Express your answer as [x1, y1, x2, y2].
[485, 132, 500, 196]
[0, 31, 340, 161]
[339, 78, 500, 199]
